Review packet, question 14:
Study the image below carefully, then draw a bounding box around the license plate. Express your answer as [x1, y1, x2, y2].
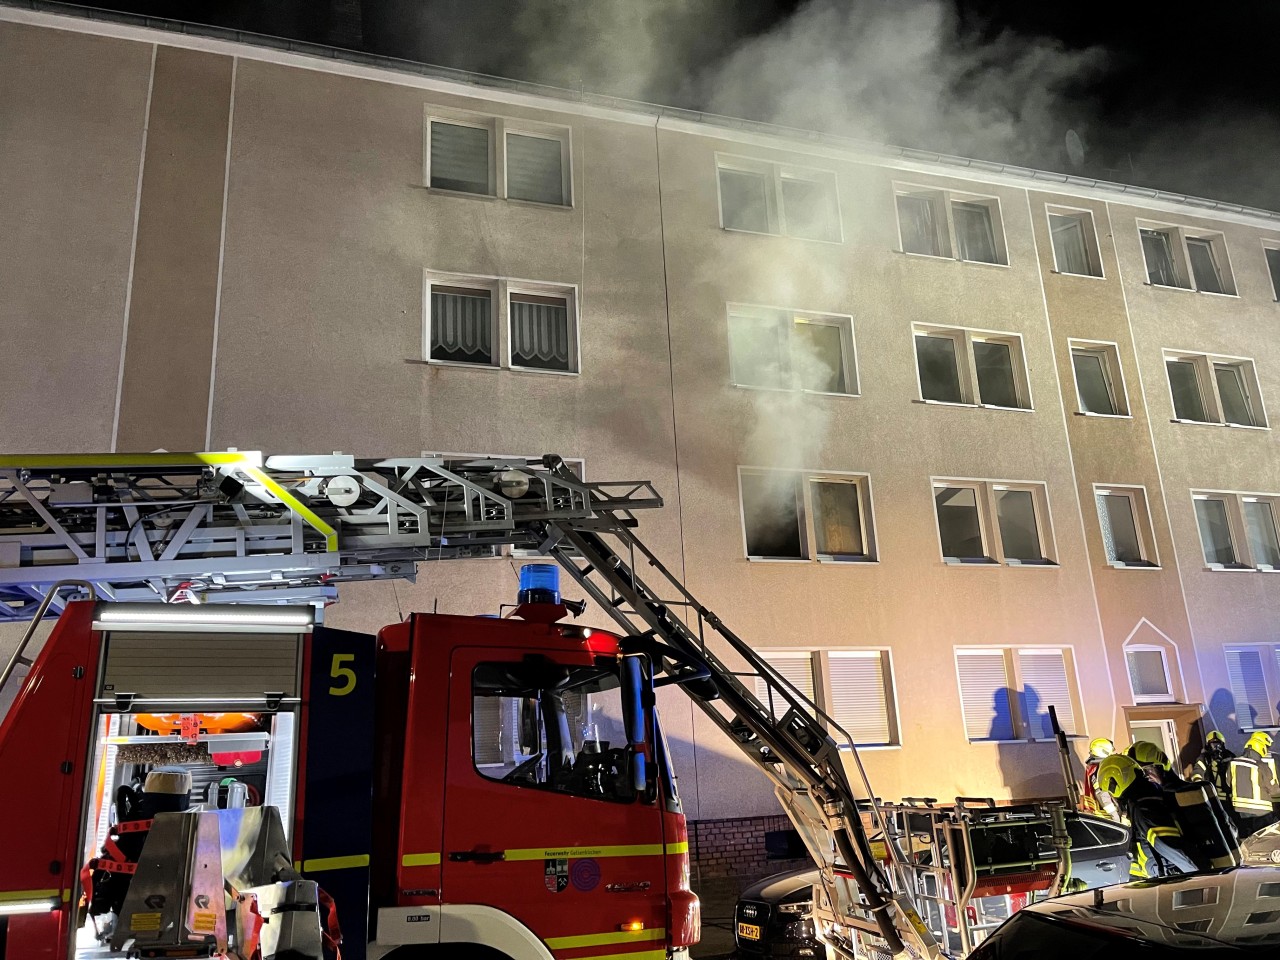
[738, 922, 762, 941]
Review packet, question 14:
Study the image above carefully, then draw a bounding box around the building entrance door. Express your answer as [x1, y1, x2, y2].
[1128, 718, 1179, 765]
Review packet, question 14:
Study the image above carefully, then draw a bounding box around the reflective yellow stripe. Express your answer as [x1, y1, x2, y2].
[242, 465, 338, 552]
[575, 950, 666, 960]
[0, 889, 59, 902]
[301, 854, 369, 872]
[0, 452, 253, 469]
[402, 852, 442, 867]
[1146, 826, 1180, 843]
[664, 841, 688, 854]
[505, 844, 665, 861]
[546, 929, 665, 950]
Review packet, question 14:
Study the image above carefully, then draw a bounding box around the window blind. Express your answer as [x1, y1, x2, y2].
[1226, 648, 1274, 729]
[506, 133, 565, 205]
[430, 121, 490, 194]
[754, 653, 815, 721]
[957, 651, 1013, 741]
[473, 695, 505, 765]
[828, 652, 892, 745]
[1017, 649, 1076, 737]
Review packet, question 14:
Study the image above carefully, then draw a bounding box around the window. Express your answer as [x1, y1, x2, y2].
[1191, 492, 1280, 571]
[425, 112, 571, 206]
[932, 480, 1055, 565]
[1070, 342, 1128, 416]
[727, 306, 856, 395]
[1139, 223, 1235, 294]
[1126, 647, 1173, 703]
[1164, 351, 1265, 427]
[739, 469, 875, 562]
[755, 651, 816, 719]
[1264, 244, 1280, 301]
[471, 659, 636, 803]
[913, 325, 1030, 409]
[955, 647, 1080, 741]
[1224, 647, 1275, 730]
[1048, 208, 1102, 277]
[827, 651, 897, 747]
[893, 185, 1007, 264]
[717, 156, 840, 242]
[424, 273, 578, 374]
[1094, 485, 1158, 568]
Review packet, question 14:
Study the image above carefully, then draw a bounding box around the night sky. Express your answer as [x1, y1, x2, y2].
[71, 0, 1279, 210]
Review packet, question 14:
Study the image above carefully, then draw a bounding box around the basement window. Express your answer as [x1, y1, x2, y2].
[739, 469, 875, 562]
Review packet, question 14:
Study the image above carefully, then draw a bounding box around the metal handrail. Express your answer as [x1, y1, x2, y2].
[0, 579, 95, 690]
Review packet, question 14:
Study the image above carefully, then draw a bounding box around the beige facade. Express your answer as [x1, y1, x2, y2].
[3, 9, 1280, 827]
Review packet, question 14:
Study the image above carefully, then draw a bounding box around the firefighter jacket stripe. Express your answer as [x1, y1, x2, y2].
[1229, 759, 1274, 813]
[545, 929, 666, 950]
[402, 851, 442, 867]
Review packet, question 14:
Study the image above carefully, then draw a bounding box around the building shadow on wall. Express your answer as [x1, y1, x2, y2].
[988, 685, 1074, 800]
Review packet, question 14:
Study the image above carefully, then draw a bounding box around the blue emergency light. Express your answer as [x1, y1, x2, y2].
[518, 563, 560, 605]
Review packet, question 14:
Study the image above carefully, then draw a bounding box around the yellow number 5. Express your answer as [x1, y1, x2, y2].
[329, 653, 357, 696]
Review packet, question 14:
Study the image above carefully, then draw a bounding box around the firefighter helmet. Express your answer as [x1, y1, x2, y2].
[1088, 737, 1115, 759]
[1096, 754, 1143, 799]
[1205, 730, 1226, 745]
[1246, 731, 1274, 755]
[1127, 740, 1170, 770]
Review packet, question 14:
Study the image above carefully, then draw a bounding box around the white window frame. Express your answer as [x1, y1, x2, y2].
[715, 154, 843, 243]
[892, 182, 1009, 266]
[821, 648, 900, 749]
[422, 270, 579, 376]
[1262, 240, 1280, 303]
[1068, 339, 1130, 418]
[1191, 489, 1280, 572]
[424, 107, 573, 207]
[1137, 220, 1237, 296]
[1093, 484, 1160, 569]
[1124, 644, 1175, 704]
[1163, 349, 1267, 429]
[1045, 204, 1104, 278]
[954, 646, 1083, 742]
[930, 478, 1057, 567]
[737, 467, 877, 564]
[726, 303, 859, 397]
[912, 324, 1033, 411]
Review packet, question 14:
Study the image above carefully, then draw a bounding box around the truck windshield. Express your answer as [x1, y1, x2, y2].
[472, 659, 639, 804]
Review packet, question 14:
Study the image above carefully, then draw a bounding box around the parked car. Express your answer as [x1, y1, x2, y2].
[968, 866, 1280, 958]
[733, 813, 1130, 959]
[1240, 821, 1280, 866]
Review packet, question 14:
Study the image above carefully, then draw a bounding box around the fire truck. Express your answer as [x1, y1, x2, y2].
[0, 452, 941, 960]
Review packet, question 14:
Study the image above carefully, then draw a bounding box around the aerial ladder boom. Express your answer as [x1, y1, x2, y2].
[0, 451, 933, 958]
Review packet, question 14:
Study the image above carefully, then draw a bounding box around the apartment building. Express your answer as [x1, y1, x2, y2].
[4, 6, 1280, 880]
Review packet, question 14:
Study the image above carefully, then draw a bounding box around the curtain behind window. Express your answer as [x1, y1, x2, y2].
[431, 287, 493, 364]
[510, 295, 571, 371]
[953, 201, 998, 263]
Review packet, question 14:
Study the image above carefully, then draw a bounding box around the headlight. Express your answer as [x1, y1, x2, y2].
[781, 918, 817, 940]
[777, 900, 812, 915]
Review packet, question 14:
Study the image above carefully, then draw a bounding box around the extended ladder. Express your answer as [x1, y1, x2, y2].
[0, 451, 933, 958]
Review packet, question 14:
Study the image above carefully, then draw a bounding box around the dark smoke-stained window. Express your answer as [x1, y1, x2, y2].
[1166, 359, 1209, 421]
[1141, 228, 1181, 287]
[1194, 497, 1239, 567]
[1187, 237, 1225, 294]
[935, 486, 987, 560]
[973, 340, 1018, 408]
[429, 121, 491, 195]
[1266, 246, 1280, 300]
[430, 285, 495, 365]
[506, 132, 566, 206]
[719, 168, 771, 233]
[915, 334, 963, 403]
[510, 293, 573, 371]
[913, 325, 1030, 410]
[740, 470, 874, 561]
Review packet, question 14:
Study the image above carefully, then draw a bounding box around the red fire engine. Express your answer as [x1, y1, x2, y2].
[0, 453, 933, 960]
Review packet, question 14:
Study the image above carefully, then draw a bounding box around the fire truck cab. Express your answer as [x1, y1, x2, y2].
[0, 567, 698, 960]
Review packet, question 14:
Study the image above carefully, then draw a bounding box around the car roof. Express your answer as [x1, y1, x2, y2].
[1020, 866, 1280, 947]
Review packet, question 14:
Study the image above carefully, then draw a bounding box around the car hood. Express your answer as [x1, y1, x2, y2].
[740, 867, 821, 903]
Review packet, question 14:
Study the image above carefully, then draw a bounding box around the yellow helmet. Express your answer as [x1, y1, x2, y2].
[1205, 730, 1225, 745]
[1096, 754, 1142, 799]
[1247, 731, 1274, 754]
[1088, 737, 1115, 759]
[1127, 741, 1170, 770]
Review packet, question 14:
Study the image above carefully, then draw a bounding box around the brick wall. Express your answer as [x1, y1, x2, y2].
[688, 814, 812, 893]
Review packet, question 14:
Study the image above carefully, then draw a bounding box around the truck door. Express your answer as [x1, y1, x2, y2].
[441, 647, 668, 952]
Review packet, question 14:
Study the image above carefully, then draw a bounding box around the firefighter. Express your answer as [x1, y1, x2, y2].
[1229, 731, 1280, 837]
[1191, 730, 1235, 802]
[1127, 740, 1188, 789]
[1096, 754, 1198, 878]
[1082, 737, 1120, 820]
